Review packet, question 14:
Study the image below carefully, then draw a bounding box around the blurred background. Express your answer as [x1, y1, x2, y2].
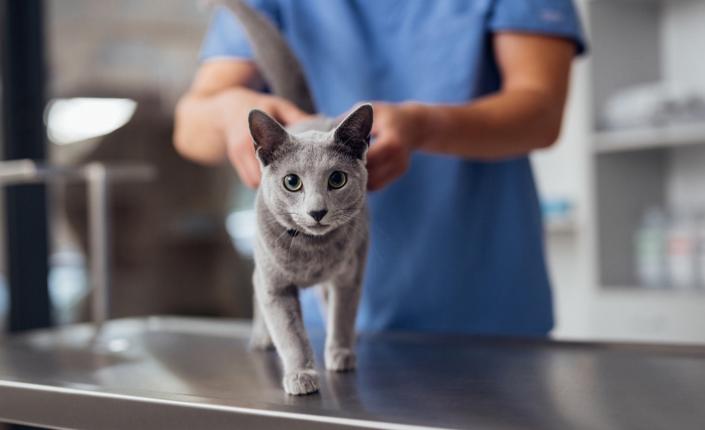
[1, 0, 704, 344]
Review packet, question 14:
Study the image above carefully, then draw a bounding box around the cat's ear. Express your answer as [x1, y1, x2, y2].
[334, 104, 373, 160]
[248, 109, 290, 166]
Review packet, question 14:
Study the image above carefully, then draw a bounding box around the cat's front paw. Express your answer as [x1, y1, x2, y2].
[325, 347, 356, 372]
[283, 369, 319, 395]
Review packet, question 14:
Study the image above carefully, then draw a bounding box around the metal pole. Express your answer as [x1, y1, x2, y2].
[86, 163, 111, 332]
[1, 0, 52, 333]
[0, 160, 154, 335]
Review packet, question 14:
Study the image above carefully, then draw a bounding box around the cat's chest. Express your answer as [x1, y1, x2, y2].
[259, 224, 360, 286]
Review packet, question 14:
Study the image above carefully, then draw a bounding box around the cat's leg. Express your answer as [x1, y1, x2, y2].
[255, 276, 318, 395]
[325, 256, 364, 372]
[249, 275, 274, 350]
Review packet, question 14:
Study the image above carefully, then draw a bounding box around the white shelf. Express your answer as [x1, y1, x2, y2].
[585, 287, 705, 344]
[601, 285, 705, 295]
[594, 122, 705, 153]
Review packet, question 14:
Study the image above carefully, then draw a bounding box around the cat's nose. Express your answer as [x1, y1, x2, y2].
[308, 209, 328, 222]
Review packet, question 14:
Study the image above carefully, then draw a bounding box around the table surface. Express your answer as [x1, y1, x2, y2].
[1, 317, 704, 430]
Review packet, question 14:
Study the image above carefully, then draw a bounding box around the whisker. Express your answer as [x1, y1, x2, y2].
[286, 233, 295, 262]
[273, 227, 292, 247]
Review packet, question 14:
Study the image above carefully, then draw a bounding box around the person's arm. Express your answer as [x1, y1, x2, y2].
[174, 59, 309, 187]
[366, 33, 576, 190]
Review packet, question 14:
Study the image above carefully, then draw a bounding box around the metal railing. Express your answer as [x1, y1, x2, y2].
[0, 160, 155, 332]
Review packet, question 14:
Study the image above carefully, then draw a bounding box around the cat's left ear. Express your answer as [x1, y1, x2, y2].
[334, 104, 373, 160]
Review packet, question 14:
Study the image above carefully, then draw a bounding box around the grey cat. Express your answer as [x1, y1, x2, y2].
[219, 0, 372, 395]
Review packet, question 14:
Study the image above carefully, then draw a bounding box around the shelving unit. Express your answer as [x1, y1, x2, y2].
[591, 0, 705, 341]
[589, 0, 705, 290]
[544, 0, 705, 344]
[594, 122, 705, 154]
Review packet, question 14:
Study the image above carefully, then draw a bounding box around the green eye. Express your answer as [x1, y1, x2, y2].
[328, 171, 347, 189]
[283, 174, 303, 192]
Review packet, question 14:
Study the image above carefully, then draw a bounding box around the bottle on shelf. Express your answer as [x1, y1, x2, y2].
[696, 213, 705, 290]
[635, 208, 668, 289]
[666, 211, 698, 290]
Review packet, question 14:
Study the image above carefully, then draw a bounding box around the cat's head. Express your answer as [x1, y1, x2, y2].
[249, 104, 372, 236]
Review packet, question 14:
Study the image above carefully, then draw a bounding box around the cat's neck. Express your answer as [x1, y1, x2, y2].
[284, 227, 328, 240]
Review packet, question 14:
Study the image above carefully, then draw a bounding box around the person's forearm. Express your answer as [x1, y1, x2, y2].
[174, 90, 233, 164]
[414, 87, 566, 160]
[174, 60, 261, 165]
[174, 90, 226, 164]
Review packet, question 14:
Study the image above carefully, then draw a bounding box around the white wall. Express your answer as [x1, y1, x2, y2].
[662, 0, 705, 93]
[662, 0, 705, 213]
[532, 26, 596, 338]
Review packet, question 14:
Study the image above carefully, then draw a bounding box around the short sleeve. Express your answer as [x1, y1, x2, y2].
[489, 0, 587, 55]
[199, 0, 281, 62]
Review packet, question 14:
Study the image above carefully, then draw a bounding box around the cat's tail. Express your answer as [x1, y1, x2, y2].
[216, 0, 316, 114]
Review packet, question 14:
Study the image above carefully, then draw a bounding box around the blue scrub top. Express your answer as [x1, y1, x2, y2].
[201, 0, 586, 336]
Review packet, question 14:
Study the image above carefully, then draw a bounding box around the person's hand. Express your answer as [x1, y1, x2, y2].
[221, 87, 312, 188]
[367, 102, 427, 191]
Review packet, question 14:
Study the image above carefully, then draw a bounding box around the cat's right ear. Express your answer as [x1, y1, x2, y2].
[334, 104, 373, 160]
[248, 109, 289, 166]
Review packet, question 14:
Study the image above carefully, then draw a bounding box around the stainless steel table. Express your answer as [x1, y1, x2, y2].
[1, 317, 704, 429]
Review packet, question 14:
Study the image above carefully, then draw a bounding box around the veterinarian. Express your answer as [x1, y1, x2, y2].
[175, 0, 585, 336]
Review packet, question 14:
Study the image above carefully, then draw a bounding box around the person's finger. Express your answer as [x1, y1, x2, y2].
[228, 140, 261, 188]
[366, 148, 391, 172]
[367, 158, 400, 191]
[229, 150, 255, 188]
[371, 119, 384, 137]
[242, 151, 261, 188]
[368, 142, 410, 191]
[368, 165, 396, 191]
[366, 137, 397, 168]
[230, 154, 253, 188]
[272, 99, 312, 125]
[370, 103, 388, 136]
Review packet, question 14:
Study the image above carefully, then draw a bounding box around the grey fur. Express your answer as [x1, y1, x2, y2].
[250, 106, 371, 395]
[220, 0, 316, 113]
[217, 0, 372, 396]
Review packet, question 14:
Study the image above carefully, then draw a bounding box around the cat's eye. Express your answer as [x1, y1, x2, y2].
[328, 171, 347, 189]
[283, 174, 303, 192]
